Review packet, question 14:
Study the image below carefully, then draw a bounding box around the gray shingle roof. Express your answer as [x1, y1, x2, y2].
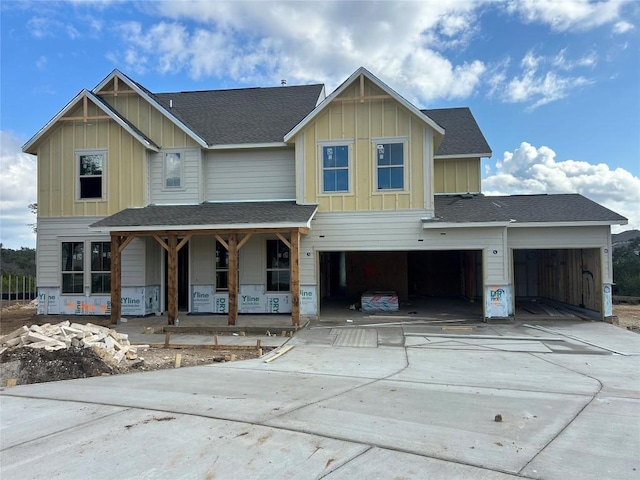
[91, 201, 318, 229]
[422, 107, 492, 157]
[429, 194, 627, 224]
[153, 85, 324, 146]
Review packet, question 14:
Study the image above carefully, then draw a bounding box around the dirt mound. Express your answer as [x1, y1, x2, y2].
[0, 346, 114, 385]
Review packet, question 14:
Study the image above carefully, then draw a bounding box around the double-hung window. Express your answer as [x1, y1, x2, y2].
[90, 242, 111, 294]
[215, 241, 229, 291]
[376, 142, 404, 190]
[266, 239, 290, 292]
[78, 150, 106, 199]
[164, 152, 182, 188]
[62, 242, 84, 294]
[322, 145, 349, 192]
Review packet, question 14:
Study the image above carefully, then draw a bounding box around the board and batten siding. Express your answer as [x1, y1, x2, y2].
[36, 100, 147, 218]
[298, 76, 434, 213]
[36, 217, 145, 288]
[149, 148, 202, 205]
[301, 212, 509, 285]
[507, 225, 613, 283]
[433, 158, 481, 194]
[204, 148, 296, 202]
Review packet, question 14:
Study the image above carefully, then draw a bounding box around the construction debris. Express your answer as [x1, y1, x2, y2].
[0, 321, 147, 365]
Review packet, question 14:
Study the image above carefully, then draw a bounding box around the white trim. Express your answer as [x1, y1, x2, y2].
[508, 220, 627, 228]
[373, 138, 408, 192]
[207, 142, 289, 150]
[91, 221, 315, 234]
[162, 150, 185, 191]
[318, 140, 354, 195]
[284, 67, 445, 142]
[435, 153, 492, 159]
[76, 149, 107, 201]
[92, 70, 208, 149]
[422, 221, 510, 229]
[296, 132, 305, 203]
[204, 198, 298, 204]
[23, 90, 160, 154]
[422, 220, 626, 229]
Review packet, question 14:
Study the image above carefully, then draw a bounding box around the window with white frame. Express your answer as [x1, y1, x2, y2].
[164, 152, 182, 188]
[376, 142, 404, 190]
[90, 242, 111, 294]
[266, 239, 290, 292]
[78, 151, 106, 199]
[61, 242, 84, 294]
[322, 144, 349, 192]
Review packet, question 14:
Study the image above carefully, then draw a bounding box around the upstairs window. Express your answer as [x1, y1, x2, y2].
[62, 242, 84, 294]
[78, 151, 106, 199]
[322, 145, 349, 192]
[90, 242, 111, 294]
[164, 152, 182, 188]
[266, 239, 290, 292]
[376, 142, 404, 190]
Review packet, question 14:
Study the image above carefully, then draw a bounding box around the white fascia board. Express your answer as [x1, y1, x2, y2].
[422, 221, 510, 229]
[22, 90, 158, 153]
[508, 220, 628, 228]
[284, 67, 444, 142]
[93, 70, 208, 149]
[206, 142, 289, 150]
[91, 221, 315, 234]
[434, 153, 492, 159]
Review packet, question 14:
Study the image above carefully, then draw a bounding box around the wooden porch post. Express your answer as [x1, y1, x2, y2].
[110, 234, 122, 325]
[291, 228, 300, 327]
[167, 234, 178, 325]
[228, 233, 238, 325]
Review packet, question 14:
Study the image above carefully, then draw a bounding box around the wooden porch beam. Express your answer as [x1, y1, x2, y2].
[110, 234, 122, 325]
[228, 234, 238, 326]
[291, 229, 300, 327]
[276, 232, 291, 250]
[118, 235, 135, 253]
[176, 233, 192, 252]
[153, 234, 169, 251]
[237, 233, 253, 251]
[214, 234, 228, 251]
[167, 234, 178, 325]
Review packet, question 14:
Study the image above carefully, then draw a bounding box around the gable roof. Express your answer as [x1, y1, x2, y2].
[284, 67, 445, 142]
[153, 84, 325, 147]
[423, 108, 492, 158]
[427, 194, 627, 226]
[23, 90, 159, 154]
[90, 201, 318, 232]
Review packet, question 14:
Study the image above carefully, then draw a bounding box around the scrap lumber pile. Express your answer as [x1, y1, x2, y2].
[0, 321, 144, 364]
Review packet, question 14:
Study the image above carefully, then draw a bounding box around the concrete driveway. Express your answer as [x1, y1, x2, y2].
[1, 320, 639, 479]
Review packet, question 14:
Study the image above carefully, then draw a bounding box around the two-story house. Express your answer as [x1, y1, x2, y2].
[23, 67, 627, 325]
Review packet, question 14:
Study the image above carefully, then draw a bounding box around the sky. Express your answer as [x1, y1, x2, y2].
[1, 0, 639, 250]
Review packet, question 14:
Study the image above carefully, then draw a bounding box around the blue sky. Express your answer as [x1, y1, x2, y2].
[1, 0, 639, 249]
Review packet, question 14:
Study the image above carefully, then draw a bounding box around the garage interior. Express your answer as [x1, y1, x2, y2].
[319, 250, 483, 317]
[513, 248, 602, 318]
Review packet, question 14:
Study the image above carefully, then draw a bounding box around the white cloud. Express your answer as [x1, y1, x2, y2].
[483, 142, 640, 232]
[109, 1, 487, 104]
[492, 49, 592, 110]
[0, 132, 37, 249]
[613, 20, 635, 34]
[35, 56, 47, 70]
[507, 0, 629, 32]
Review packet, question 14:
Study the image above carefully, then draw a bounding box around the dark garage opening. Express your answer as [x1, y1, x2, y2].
[319, 250, 482, 312]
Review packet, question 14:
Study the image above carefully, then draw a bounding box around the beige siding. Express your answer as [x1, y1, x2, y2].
[149, 148, 202, 204]
[433, 158, 481, 194]
[36, 102, 146, 218]
[299, 76, 433, 212]
[204, 148, 296, 201]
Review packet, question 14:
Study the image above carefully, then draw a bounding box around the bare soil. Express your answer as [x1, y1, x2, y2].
[0, 302, 260, 386]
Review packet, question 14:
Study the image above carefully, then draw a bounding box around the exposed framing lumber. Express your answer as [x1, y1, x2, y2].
[109, 234, 122, 325]
[167, 234, 178, 325]
[228, 234, 238, 325]
[237, 233, 253, 250]
[276, 232, 291, 249]
[214, 234, 228, 250]
[290, 228, 300, 327]
[118, 235, 135, 253]
[153, 234, 169, 251]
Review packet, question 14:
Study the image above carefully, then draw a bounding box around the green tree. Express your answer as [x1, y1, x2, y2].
[613, 237, 640, 296]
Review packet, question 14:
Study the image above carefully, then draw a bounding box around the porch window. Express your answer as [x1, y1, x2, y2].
[215, 241, 229, 291]
[164, 152, 182, 188]
[266, 239, 290, 292]
[61, 242, 84, 294]
[91, 242, 111, 294]
[322, 145, 349, 192]
[376, 142, 404, 190]
[78, 151, 106, 199]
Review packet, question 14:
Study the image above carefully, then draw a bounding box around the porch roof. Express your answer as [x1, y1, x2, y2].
[90, 201, 318, 232]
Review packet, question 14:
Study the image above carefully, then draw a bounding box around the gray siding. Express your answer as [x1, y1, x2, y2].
[149, 148, 202, 205]
[204, 148, 295, 201]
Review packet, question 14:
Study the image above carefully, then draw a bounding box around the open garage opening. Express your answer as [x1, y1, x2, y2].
[513, 248, 603, 319]
[318, 250, 483, 319]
